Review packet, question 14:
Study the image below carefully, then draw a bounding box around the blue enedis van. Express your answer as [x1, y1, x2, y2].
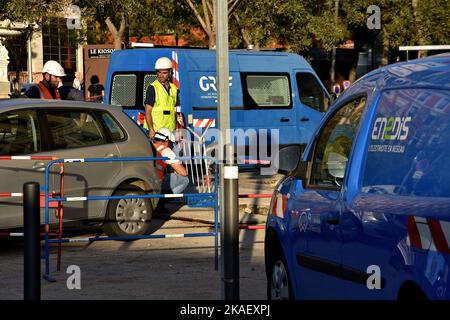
[104, 48, 330, 165]
[266, 54, 450, 300]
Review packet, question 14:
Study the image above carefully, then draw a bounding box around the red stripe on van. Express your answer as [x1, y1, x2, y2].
[427, 218, 450, 254]
[271, 194, 278, 217]
[407, 216, 422, 249]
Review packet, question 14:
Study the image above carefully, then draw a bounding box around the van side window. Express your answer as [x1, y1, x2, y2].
[242, 74, 291, 108]
[44, 110, 107, 150]
[362, 89, 450, 198]
[111, 74, 137, 107]
[143, 73, 158, 103]
[0, 110, 40, 155]
[309, 97, 366, 189]
[297, 72, 330, 112]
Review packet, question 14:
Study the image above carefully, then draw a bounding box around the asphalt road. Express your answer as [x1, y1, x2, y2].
[0, 217, 267, 300]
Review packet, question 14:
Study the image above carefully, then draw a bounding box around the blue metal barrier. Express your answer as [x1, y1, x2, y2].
[42, 156, 218, 282]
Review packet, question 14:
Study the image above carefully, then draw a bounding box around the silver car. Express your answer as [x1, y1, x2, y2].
[0, 99, 160, 236]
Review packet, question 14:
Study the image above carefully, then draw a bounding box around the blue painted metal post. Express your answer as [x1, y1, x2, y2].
[43, 160, 56, 282]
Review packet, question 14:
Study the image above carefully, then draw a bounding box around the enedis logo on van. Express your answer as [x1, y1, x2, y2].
[371, 116, 412, 141]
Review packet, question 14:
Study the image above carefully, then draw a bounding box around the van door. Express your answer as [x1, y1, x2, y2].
[229, 72, 295, 163]
[294, 71, 330, 147]
[342, 88, 450, 299]
[294, 96, 366, 299]
[239, 72, 295, 137]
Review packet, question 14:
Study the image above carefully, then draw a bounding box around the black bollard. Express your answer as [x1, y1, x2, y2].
[23, 182, 40, 301]
[222, 144, 240, 300]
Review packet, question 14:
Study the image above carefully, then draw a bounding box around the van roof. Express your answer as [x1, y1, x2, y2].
[108, 48, 313, 72]
[344, 54, 450, 97]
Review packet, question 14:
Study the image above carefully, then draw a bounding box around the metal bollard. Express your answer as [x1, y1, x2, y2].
[222, 144, 240, 300]
[23, 182, 40, 301]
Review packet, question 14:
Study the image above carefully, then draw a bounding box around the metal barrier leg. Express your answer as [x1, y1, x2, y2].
[194, 143, 201, 192]
[197, 142, 206, 193]
[188, 141, 195, 189]
[43, 171, 55, 283]
[203, 141, 212, 193]
[57, 163, 64, 272]
[182, 139, 190, 177]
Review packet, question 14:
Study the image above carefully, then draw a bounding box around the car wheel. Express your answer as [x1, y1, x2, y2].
[267, 252, 293, 300]
[103, 184, 152, 237]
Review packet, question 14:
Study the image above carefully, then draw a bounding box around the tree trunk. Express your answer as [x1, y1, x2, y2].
[412, 0, 426, 58]
[209, 31, 216, 49]
[105, 15, 126, 50]
[232, 12, 252, 48]
[185, 0, 242, 49]
[381, 26, 389, 66]
[349, 66, 357, 83]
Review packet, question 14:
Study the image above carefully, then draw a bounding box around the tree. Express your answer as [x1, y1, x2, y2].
[0, 0, 68, 83]
[342, 0, 450, 67]
[230, 0, 344, 52]
[76, 0, 144, 50]
[183, 0, 243, 49]
[76, 0, 198, 49]
[0, 0, 65, 25]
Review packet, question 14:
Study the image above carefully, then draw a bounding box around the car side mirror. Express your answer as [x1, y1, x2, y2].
[275, 145, 309, 180]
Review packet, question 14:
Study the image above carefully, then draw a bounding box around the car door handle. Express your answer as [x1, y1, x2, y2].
[32, 162, 46, 172]
[104, 153, 118, 159]
[300, 117, 310, 122]
[280, 117, 290, 122]
[326, 217, 340, 225]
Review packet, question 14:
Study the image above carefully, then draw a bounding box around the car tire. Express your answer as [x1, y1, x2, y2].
[267, 250, 294, 300]
[103, 184, 152, 237]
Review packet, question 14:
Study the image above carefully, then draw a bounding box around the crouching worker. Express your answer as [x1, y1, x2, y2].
[153, 128, 189, 203]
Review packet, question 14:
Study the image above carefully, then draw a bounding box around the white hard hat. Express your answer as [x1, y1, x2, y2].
[154, 57, 172, 70]
[154, 128, 175, 143]
[42, 60, 66, 77]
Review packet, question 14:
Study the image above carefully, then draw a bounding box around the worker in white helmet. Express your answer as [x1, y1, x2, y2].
[153, 127, 189, 211]
[25, 60, 66, 99]
[144, 56, 183, 139]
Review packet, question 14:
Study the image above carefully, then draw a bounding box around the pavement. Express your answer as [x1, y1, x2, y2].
[154, 172, 283, 226]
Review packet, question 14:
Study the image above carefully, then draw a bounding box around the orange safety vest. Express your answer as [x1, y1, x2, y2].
[38, 82, 61, 100]
[154, 142, 169, 180]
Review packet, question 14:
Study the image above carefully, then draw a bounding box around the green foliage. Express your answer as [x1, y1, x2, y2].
[342, 0, 450, 47]
[0, 0, 63, 23]
[2, 0, 448, 51]
[231, 0, 344, 51]
[419, 0, 450, 44]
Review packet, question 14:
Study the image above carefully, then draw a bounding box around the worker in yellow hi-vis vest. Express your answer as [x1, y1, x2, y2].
[144, 57, 183, 139]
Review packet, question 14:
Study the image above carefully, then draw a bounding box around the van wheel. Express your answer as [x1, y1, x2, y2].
[267, 250, 294, 300]
[103, 184, 152, 237]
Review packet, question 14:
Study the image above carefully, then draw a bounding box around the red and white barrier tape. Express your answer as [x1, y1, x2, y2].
[0, 156, 57, 160]
[193, 118, 215, 128]
[172, 50, 180, 90]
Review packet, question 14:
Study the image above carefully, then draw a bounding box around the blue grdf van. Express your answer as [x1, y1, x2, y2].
[266, 54, 450, 300]
[104, 48, 330, 163]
